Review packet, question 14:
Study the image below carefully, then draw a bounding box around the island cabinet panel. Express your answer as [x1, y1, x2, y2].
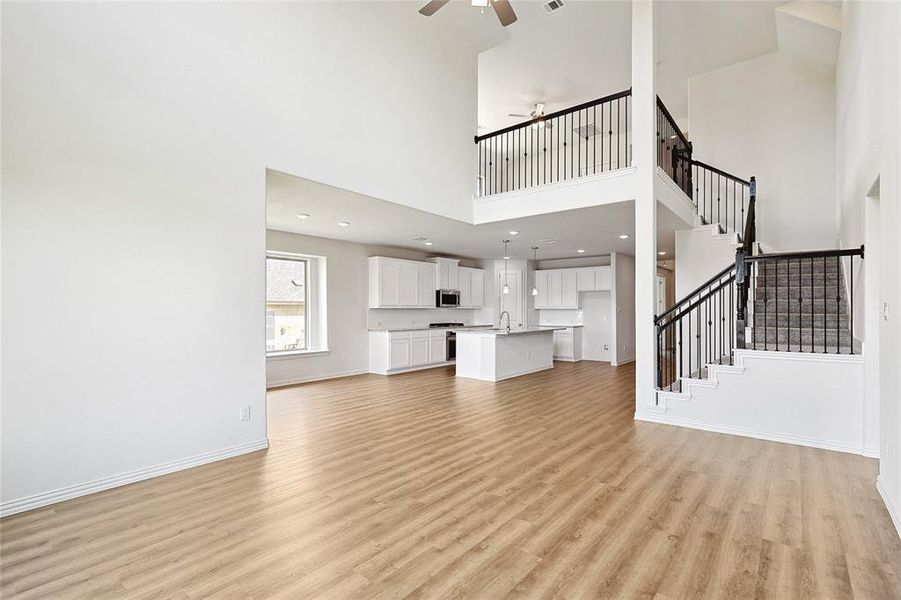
[369, 257, 436, 309]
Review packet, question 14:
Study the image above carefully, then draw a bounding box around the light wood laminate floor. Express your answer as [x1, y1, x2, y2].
[2, 362, 900, 599]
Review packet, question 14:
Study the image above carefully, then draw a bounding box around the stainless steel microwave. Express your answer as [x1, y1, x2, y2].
[435, 289, 461, 308]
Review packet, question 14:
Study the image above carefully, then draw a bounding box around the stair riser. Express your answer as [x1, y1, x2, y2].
[753, 299, 847, 314]
[754, 287, 846, 301]
[756, 273, 844, 285]
[755, 314, 849, 328]
[749, 329, 852, 345]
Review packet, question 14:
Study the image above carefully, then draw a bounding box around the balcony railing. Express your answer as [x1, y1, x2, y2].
[474, 89, 632, 197]
[656, 95, 753, 238]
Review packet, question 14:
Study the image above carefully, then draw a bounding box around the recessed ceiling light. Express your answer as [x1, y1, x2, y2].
[577, 249, 585, 254]
[504, 256, 510, 260]
[338, 221, 350, 227]
[618, 234, 630, 239]
[658, 250, 666, 256]
[295, 213, 310, 219]
[424, 240, 434, 246]
[509, 230, 520, 235]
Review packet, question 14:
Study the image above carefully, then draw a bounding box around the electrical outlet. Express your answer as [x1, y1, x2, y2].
[240, 406, 250, 421]
[604, 344, 609, 351]
[527, 351, 533, 359]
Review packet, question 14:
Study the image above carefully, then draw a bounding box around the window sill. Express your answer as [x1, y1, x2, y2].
[266, 348, 330, 361]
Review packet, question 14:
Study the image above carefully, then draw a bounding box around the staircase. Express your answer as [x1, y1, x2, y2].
[749, 255, 855, 354]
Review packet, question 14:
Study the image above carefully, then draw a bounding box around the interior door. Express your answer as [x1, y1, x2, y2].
[498, 269, 524, 328]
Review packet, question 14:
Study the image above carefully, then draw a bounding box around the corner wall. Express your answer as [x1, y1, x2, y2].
[834, 0, 901, 537]
[689, 50, 837, 252]
[1, 2, 478, 514]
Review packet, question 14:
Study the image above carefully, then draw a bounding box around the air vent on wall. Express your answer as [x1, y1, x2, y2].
[573, 124, 601, 138]
[543, 0, 565, 13]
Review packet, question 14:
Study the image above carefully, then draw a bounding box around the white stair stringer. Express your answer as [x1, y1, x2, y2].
[640, 349, 875, 457]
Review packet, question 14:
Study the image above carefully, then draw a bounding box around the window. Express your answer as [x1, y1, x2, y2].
[266, 256, 308, 353]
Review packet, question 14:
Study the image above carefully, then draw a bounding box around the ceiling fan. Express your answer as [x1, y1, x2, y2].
[419, 0, 517, 27]
[509, 102, 553, 129]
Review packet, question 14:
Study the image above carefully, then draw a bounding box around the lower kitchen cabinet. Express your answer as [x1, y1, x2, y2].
[369, 330, 452, 374]
[552, 327, 583, 362]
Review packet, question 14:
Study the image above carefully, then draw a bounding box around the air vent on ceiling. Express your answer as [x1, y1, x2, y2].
[409, 235, 430, 242]
[543, 0, 565, 14]
[573, 124, 601, 138]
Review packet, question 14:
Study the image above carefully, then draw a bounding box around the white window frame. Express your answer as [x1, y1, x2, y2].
[266, 251, 329, 358]
[266, 254, 311, 356]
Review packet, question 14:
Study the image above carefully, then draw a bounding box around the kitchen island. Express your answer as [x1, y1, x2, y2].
[455, 327, 566, 382]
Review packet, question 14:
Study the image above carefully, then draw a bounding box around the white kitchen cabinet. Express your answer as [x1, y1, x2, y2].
[535, 266, 611, 309]
[561, 269, 578, 308]
[389, 332, 411, 370]
[534, 270, 549, 309]
[429, 330, 446, 363]
[410, 334, 430, 366]
[369, 257, 435, 309]
[419, 262, 437, 307]
[534, 269, 578, 309]
[457, 266, 485, 308]
[431, 257, 459, 290]
[553, 327, 583, 361]
[576, 267, 612, 292]
[369, 329, 451, 374]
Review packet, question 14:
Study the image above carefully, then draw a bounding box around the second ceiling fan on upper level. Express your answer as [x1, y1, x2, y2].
[418, 0, 517, 27]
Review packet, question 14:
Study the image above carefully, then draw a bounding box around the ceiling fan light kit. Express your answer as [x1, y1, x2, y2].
[418, 0, 517, 27]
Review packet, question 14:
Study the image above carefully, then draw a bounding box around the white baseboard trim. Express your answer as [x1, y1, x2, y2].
[0, 438, 269, 518]
[634, 410, 871, 457]
[877, 477, 901, 541]
[267, 369, 368, 389]
[611, 357, 635, 366]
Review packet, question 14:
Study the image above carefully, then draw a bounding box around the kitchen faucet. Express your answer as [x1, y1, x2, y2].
[499, 310, 511, 333]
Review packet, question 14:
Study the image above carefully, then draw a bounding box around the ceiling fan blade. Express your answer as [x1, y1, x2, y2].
[419, 0, 450, 16]
[492, 0, 517, 26]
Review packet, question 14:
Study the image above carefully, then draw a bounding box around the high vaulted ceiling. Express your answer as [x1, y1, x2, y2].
[476, 0, 804, 133]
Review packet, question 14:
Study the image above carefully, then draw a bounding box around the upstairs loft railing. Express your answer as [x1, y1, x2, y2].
[474, 89, 632, 197]
[656, 96, 753, 238]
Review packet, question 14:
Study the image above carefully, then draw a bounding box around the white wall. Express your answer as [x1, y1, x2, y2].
[834, 1, 901, 536]
[689, 50, 837, 252]
[1, 2, 478, 513]
[266, 230, 483, 388]
[611, 252, 636, 365]
[674, 226, 739, 299]
[649, 351, 872, 457]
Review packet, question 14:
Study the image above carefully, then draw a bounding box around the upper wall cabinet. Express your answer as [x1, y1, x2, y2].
[431, 257, 459, 290]
[457, 266, 485, 308]
[369, 257, 437, 309]
[534, 266, 611, 309]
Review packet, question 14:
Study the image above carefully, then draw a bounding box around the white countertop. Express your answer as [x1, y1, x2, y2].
[454, 326, 568, 336]
[368, 325, 494, 332]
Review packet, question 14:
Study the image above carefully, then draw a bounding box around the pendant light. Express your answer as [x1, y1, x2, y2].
[502, 239, 510, 295]
[531, 246, 539, 296]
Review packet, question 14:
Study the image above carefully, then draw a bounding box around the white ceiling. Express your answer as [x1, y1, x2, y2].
[476, 0, 795, 132]
[267, 170, 686, 261]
